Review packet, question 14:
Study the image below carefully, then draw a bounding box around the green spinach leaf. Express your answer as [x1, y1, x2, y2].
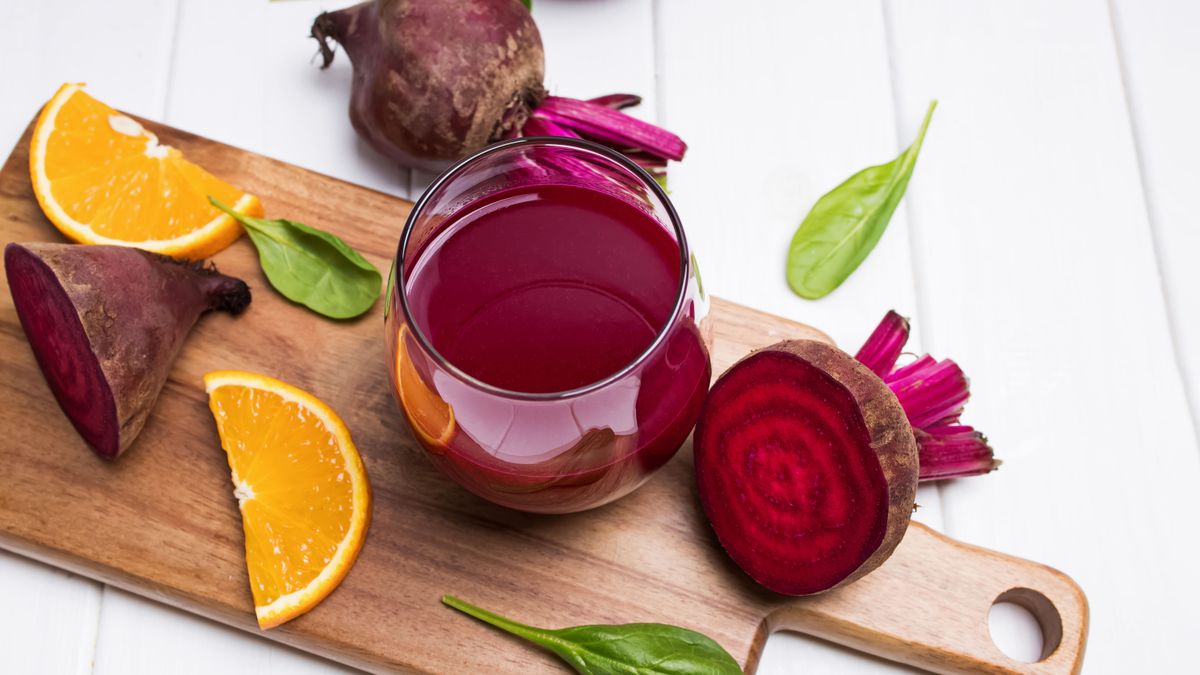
[210, 198, 381, 319]
[786, 100, 936, 299]
[442, 595, 741, 675]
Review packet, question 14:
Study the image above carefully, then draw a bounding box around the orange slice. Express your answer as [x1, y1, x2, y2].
[204, 371, 371, 629]
[30, 83, 263, 259]
[395, 325, 456, 447]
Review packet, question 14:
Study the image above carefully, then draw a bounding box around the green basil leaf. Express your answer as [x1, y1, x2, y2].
[521, 0, 532, 10]
[786, 100, 936, 299]
[210, 198, 381, 319]
[442, 595, 741, 675]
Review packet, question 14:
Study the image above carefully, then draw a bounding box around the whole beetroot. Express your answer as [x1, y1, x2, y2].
[312, 0, 684, 174]
[4, 243, 251, 459]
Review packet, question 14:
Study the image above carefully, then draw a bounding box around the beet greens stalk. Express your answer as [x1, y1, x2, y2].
[587, 93, 643, 110]
[915, 426, 1000, 481]
[856, 310, 1000, 481]
[527, 96, 686, 161]
[887, 356, 969, 428]
[855, 310, 910, 377]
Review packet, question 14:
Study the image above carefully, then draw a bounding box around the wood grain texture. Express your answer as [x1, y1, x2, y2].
[0, 116, 1086, 674]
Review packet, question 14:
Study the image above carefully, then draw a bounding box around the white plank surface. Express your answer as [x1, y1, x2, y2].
[0, 554, 99, 675]
[1109, 0, 1200, 433]
[92, 588, 355, 675]
[0, 0, 179, 144]
[885, 0, 1200, 670]
[1, 0, 1197, 672]
[166, 0, 410, 199]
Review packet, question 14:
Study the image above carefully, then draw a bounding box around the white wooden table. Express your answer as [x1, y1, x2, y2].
[2, 1, 1197, 672]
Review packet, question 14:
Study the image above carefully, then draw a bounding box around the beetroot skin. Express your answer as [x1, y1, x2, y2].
[313, 0, 544, 171]
[4, 243, 250, 459]
[312, 0, 686, 174]
[694, 340, 918, 596]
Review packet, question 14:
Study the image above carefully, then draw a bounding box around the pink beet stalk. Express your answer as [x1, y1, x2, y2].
[915, 426, 1000, 481]
[622, 150, 668, 179]
[518, 96, 679, 181]
[532, 96, 687, 161]
[521, 115, 580, 139]
[856, 311, 999, 482]
[588, 93, 643, 110]
[886, 357, 970, 429]
[855, 310, 910, 377]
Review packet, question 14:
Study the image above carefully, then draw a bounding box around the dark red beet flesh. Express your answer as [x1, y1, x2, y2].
[694, 340, 918, 596]
[6, 250, 117, 453]
[4, 243, 250, 459]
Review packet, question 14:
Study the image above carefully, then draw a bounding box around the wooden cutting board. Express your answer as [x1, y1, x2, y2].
[0, 115, 1088, 674]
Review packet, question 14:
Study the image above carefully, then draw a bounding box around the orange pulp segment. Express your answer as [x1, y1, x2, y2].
[204, 370, 371, 629]
[30, 83, 262, 258]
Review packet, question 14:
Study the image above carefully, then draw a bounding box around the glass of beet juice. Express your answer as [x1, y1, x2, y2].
[386, 137, 710, 514]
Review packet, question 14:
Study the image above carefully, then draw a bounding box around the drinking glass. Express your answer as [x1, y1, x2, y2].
[386, 137, 710, 513]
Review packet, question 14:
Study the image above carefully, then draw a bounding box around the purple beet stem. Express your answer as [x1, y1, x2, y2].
[528, 96, 687, 161]
[916, 426, 1001, 480]
[887, 358, 970, 429]
[855, 310, 999, 481]
[855, 310, 910, 377]
[588, 93, 643, 110]
[522, 116, 580, 139]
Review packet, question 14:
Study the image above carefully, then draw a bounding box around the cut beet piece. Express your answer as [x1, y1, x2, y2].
[4, 242, 250, 459]
[694, 340, 918, 596]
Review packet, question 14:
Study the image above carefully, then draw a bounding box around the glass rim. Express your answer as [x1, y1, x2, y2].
[396, 136, 691, 402]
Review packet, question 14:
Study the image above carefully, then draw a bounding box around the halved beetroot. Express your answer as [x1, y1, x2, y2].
[694, 340, 918, 596]
[4, 242, 250, 459]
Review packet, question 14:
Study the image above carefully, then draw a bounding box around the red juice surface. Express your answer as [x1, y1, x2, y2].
[406, 184, 681, 393]
[398, 182, 710, 512]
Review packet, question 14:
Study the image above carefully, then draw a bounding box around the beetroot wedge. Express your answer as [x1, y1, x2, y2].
[694, 340, 918, 596]
[4, 243, 250, 459]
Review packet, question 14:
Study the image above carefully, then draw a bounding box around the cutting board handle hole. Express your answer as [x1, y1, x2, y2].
[988, 587, 1063, 663]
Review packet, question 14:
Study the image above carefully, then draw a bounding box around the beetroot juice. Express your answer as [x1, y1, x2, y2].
[407, 184, 680, 393]
[388, 138, 709, 513]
